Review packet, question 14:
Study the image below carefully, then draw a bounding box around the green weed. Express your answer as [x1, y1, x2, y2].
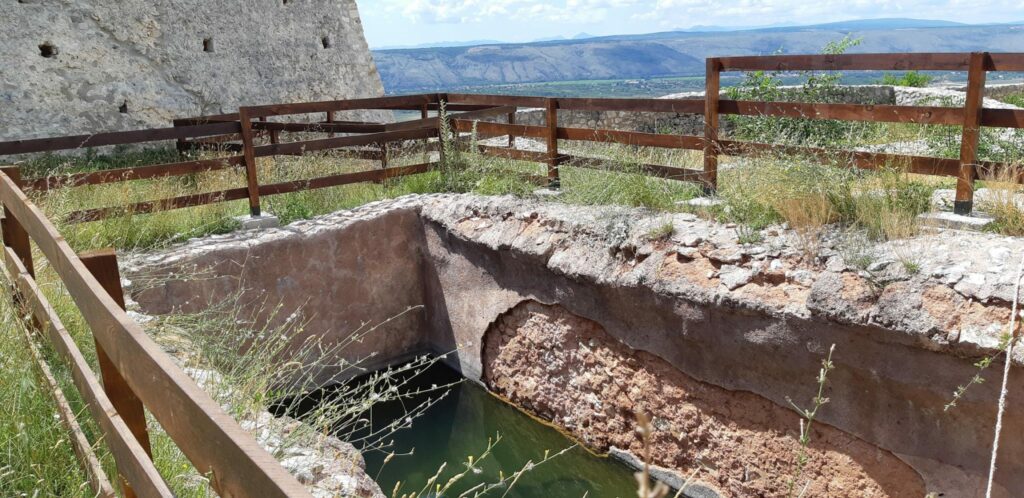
[878, 71, 933, 87]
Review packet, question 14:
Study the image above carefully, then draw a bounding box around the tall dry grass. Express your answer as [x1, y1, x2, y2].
[979, 164, 1024, 236]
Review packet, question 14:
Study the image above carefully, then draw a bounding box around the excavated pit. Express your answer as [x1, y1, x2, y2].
[125, 194, 1024, 497]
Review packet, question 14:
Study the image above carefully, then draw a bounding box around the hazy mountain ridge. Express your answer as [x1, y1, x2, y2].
[374, 20, 1024, 93]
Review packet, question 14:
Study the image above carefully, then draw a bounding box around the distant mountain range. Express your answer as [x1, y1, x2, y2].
[372, 18, 1024, 93]
[373, 32, 597, 50]
[671, 18, 967, 33]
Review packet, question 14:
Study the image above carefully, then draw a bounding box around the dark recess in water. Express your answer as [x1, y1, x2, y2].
[273, 359, 642, 498]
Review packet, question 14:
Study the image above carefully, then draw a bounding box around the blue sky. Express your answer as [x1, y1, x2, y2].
[358, 0, 1024, 48]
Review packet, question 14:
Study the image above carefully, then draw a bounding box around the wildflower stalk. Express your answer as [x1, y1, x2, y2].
[984, 251, 1024, 498]
[786, 344, 836, 497]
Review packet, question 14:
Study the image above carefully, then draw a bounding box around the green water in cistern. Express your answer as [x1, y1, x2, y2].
[352, 362, 642, 498]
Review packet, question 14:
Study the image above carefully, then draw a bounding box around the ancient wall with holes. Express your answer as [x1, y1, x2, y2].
[0, 0, 385, 141]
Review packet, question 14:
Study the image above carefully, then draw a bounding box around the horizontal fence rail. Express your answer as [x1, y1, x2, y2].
[715, 52, 1024, 72]
[0, 51, 1023, 496]
[0, 171, 313, 497]
[0, 122, 242, 156]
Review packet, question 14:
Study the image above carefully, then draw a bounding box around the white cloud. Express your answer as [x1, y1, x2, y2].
[381, 0, 640, 24]
[645, 0, 1023, 27]
[368, 0, 1024, 38]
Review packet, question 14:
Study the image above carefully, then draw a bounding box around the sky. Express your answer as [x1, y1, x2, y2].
[358, 0, 1024, 48]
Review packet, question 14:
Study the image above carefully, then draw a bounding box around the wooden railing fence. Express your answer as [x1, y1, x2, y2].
[0, 168, 312, 497]
[0, 52, 1023, 497]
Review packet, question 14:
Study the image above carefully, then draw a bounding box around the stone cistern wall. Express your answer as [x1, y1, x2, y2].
[0, 0, 384, 141]
[126, 194, 1024, 497]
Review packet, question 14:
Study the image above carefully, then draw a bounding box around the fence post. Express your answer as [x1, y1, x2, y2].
[508, 108, 517, 148]
[955, 52, 988, 216]
[237, 107, 262, 217]
[545, 98, 560, 189]
[703, 57, 721, 195]
[380, 142, 389, 169]
[421, 103, 430, 152]
[437, 99, 446, 166]
[326, 110, 335, 139]
[172, 119, 189, 157]
[1, 166, 33, 277]
[259, 116, 279, 145]
[79, 248, 152, 498]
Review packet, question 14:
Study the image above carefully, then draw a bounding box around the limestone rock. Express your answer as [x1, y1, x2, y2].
[719, 265, 753, 290]
[1, 1, 387, 142]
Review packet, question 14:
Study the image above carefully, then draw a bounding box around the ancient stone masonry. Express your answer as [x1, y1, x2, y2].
[0, 0, 386, 141]
[127, 194, 1024, 497]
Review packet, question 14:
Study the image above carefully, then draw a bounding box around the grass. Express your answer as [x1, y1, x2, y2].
[0, 244, 220, 497]
[0, 238, 502, 497]
[24, 143, 699, 254]
[774, 193, 835, 261]
[644, 218, 675, 241]
[735, 224, 764, 245]
[1002, 92, 1024, 108]
[978, 165, 1024, 236]
[709, 153, 940, 242]
[0, 295, 94, 497]
[145, 295, 457, 461]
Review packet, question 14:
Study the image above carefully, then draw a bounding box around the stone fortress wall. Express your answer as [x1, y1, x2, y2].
[0, 0, 386, 141]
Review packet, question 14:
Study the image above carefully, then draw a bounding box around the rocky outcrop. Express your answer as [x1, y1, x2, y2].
[484, 300, 926, 497]
[0, 0, 385, 141]
[126, 194, 1024, 497]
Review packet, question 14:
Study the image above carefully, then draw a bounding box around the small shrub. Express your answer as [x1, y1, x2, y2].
[724, 36, 878, 148]
[878, 71, 933, 87]
[775, 193, 834, 261]
[850, 168, 931, 240]
[645, 218, 674, 241]
[1002, 92, 1024, 108]
[266, 192, 315, 224]
[735, 224, 764, 245]
[785, 344, 836, 497]
[901, 257, 922, 275]
[838, 230, 877, 271]
[921, 95, 1024, 162]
